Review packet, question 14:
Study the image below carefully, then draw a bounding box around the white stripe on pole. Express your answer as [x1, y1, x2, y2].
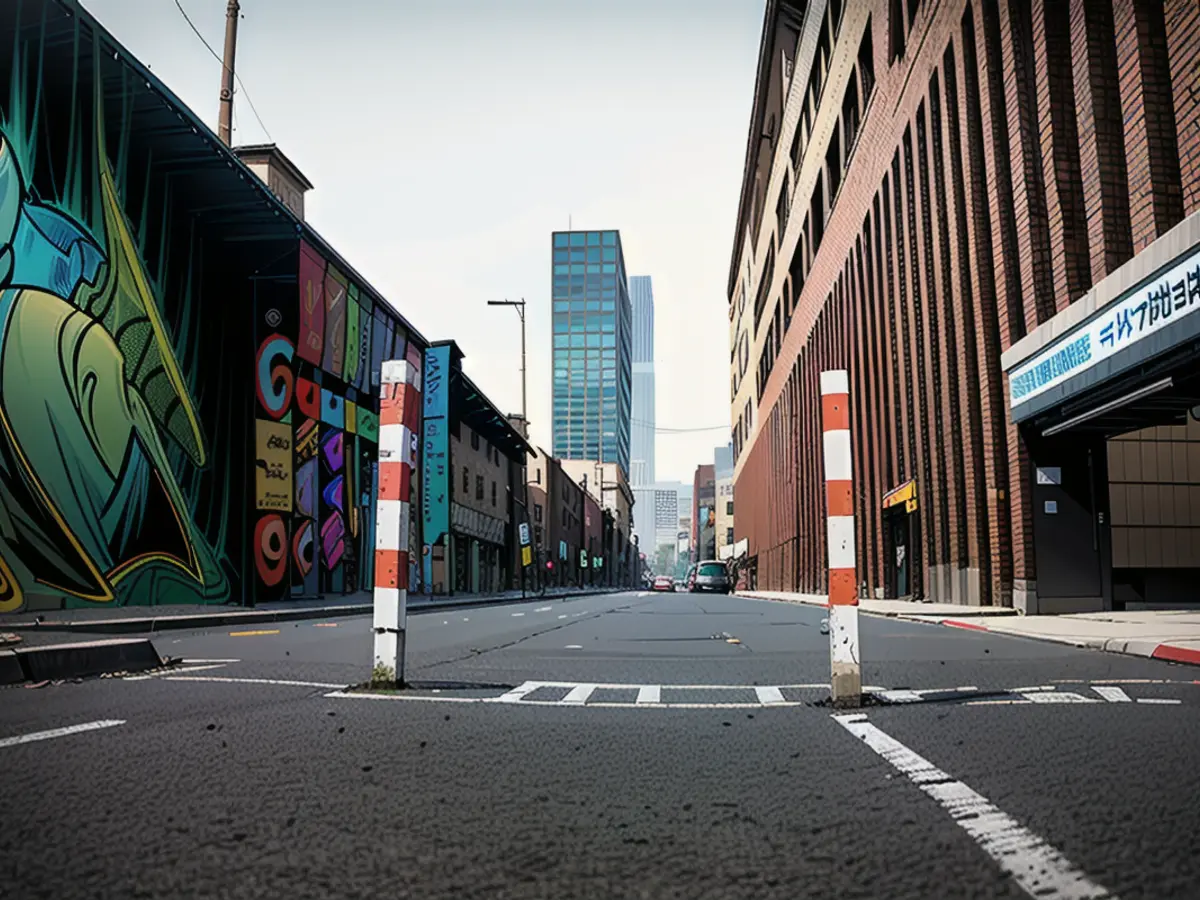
[829, 605, 860, 666]
[819, 369, 849, 395]
[827, 516, 856, 569]
[822, 430, 853, 481]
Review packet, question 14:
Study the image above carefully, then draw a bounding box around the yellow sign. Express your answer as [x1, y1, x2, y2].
[255, 420, 293, 512]
[521, 546, 533, 567]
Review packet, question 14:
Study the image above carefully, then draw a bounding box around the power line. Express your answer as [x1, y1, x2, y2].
[172, 0, 273, 142]
[629, 418, 731, 434]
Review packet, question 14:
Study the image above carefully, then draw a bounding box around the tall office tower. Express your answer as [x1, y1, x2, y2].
[551, 230, 632, 478]
[629, 275, 655, 487]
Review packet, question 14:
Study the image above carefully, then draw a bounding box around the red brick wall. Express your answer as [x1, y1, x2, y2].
[733, 0, 1196, 603]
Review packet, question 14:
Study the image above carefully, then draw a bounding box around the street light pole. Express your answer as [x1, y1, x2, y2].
[487, 299, 530, 598]
[217, 0, 240, 146]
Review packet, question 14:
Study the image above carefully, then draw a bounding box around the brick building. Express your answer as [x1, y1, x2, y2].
[731, 0, 1200, 610]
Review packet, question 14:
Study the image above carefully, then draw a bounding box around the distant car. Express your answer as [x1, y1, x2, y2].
[690, 560, 732, 594]
[652, 575, 674, 592]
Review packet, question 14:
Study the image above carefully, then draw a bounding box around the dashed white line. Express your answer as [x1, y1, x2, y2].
[125, 664, 228, 680]
[636, 685, 661, 705]
[834, 714, 1114, 899]
[565, 644, 583, 649]
[1092, 685, 1132, 703]
[0, 719, 126, 749]
[162, 676, 344, 689]
[755, 686, 786, 705]
[1022, 691, 1097, 704]
[511, 612, 525, 617]
[1137, 697, 1182, 705]
[557, 614, 568, 619]
[183, 658, 240, 664]
[535, 606, 553, 612]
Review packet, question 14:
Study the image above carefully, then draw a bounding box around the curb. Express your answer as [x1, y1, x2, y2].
[1, 638, 162, 685]
[911, 616, 1200, 668]
[0, 588, 628, 636]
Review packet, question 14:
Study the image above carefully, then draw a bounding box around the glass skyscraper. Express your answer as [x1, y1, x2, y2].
[629, 275, 655, 487]
[551, 230, 632, 477]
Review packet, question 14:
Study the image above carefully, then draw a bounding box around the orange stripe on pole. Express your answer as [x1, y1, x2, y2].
[375, 549, 401, 588]
[828, 568, 857, 605]
[821, 394, 850, 432]
[826, 480, 854, 517]
[378, 461, 405, 501]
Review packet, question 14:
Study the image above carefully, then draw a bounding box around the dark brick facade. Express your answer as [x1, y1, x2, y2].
[732, 0, 1196, 602]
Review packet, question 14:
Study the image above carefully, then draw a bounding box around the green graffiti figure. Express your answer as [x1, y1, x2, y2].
[0, 125, 227, 611]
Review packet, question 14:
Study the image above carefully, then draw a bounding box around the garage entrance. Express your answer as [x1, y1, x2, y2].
[1004, 214, 1200, 613]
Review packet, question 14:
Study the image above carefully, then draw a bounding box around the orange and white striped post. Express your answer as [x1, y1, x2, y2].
[372, 358, 421, 687]
[820, 369, 860, 707]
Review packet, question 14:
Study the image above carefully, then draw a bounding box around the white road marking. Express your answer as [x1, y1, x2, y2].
[162, 676, 344, 689]
[1137, 697, 1182, 705]
[462, 618, 469, 622]
[495, 681, 544, 703]
[124, 664, 228, 680]
[535, 606, 553, 612]
[636, 685, 660, 704]
[1022, 691, 1098, 704]
[183, 658, 240, 664]
[834, 715, 1114, 899]
[561, 683, 597, 705]
[0, 719, 125, 748]
[557, 614, 568, 619]
[874, 689, 923, 703]
[1092, 686, 1132, 703]
[755, 686, 786, 705]
[325, 691, 485, 703]
[511, 612, 525, 617]
[565, 644, 583, 649]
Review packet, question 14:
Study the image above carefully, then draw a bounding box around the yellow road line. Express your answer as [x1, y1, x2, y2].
[229, 629, 280, 637]
[313, 623, 339, 628]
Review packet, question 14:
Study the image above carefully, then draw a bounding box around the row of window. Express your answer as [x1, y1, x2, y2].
[553, 263, 622, 277]
[554, 333, 621, 349]
[552, 314, 617, 332]
[553, 247, 620, 264]
[553, 231, 618, 248]
[466, 429, 503, 466]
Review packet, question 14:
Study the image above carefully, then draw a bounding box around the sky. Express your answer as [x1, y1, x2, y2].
[82, 0, 765, 484]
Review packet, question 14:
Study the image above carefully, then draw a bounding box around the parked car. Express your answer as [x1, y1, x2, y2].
[652, 574, 675, 593]
[690, 560, 732, 594]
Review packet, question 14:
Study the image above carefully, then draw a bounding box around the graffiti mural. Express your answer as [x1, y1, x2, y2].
[0, 50, 232, 611]
[0, 8, 421, 612]
[249, 236, 419, 602]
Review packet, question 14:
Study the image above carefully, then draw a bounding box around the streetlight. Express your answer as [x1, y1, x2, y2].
[487, 299, 530, 597]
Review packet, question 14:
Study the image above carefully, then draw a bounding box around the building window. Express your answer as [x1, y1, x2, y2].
[726, 501, 734, 515]
[462, 467, 469, 495]
[471, 431, 480, 451]
[491, 481, 497, 507]
[726, 527, 734, 544]
[859, 16, 875, 98]
[476, 475, 484, 501]
[535, 504, 543, 523]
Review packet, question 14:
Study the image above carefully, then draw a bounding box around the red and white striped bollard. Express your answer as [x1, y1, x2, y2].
[373, 358, 421, 686]
[820, 369, 860, 706]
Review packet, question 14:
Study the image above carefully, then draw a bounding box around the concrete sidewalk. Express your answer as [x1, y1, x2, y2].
[1, 586, 625, 636]
[738, 590, 1200, 667]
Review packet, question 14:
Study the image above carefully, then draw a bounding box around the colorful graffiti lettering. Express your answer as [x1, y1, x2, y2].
[256, 335, 296, 420]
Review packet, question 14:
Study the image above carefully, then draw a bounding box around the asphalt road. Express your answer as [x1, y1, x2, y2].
[5, 590, 1199, 899]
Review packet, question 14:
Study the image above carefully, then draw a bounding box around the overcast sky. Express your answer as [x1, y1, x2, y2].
[82, 0, 764, 483]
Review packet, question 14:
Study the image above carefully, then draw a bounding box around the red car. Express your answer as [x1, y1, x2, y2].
[652, 575, 675, 592]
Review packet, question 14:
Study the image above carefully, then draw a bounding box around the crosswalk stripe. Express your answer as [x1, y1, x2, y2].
[1092, 685, 1132, 703]
[496, 681, 542, 703]
[636, 685, 660, 704]
[561, 684, 597, 705]
[755, 686, 785, 704]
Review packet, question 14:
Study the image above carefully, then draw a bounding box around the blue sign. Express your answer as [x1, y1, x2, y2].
[1010, 245, 1200, 408]
[422, 345, 451, 588]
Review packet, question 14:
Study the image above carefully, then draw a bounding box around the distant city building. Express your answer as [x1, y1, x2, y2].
[629, 275, 655, 487]
[714, 443, 735, 560]
[693, 464, 716, 562]
[551, 230, 633, 479]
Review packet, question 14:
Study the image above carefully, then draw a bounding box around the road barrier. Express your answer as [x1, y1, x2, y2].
[373, 358, 421, 686]
[820, 369, 861, 707]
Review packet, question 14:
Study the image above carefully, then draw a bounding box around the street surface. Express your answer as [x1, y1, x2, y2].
[6, 590, 1200, 898]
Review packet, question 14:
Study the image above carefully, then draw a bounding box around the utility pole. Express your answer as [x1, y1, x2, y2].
[218, 0, 241, 146]
[487, 299, 529, 598]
